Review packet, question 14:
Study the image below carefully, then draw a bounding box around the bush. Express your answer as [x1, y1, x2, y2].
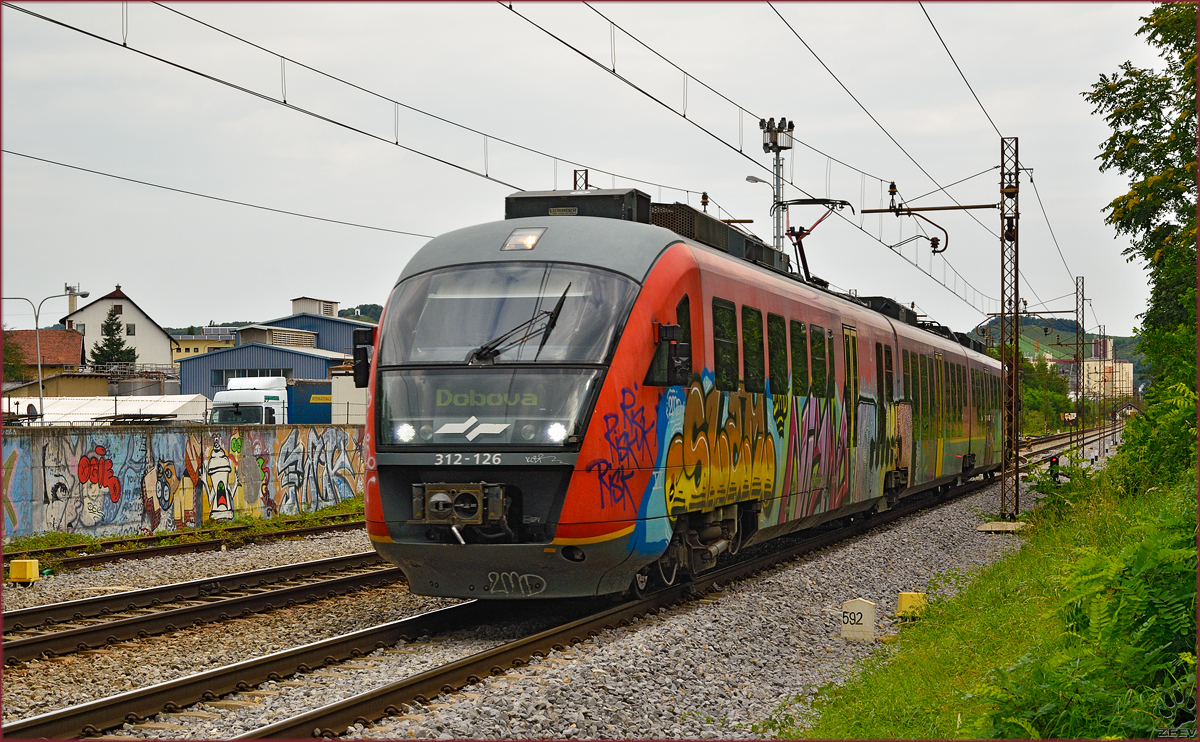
[966, 471, 1197, 739]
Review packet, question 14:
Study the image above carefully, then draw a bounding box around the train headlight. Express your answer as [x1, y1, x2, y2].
[547, 422, 568, 443]
[396, 423, 416, 443]
[521, 424, 536, 441]
[419, 424, 434, 441]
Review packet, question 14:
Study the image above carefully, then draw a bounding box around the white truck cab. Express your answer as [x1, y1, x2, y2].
[210, 376, 288, 425]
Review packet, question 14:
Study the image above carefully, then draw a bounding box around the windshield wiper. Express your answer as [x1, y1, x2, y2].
[534, 282, 571, 360]
[466, 283, 574, 364]
[466, 312, 549, 364]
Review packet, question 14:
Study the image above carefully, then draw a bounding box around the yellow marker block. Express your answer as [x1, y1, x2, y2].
[897, 592, 927, 619]
[8, 559, 41, 584]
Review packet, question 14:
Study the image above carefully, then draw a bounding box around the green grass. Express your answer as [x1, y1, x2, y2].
[755, 472, 1194, 739]
[4, 494, 364, 562]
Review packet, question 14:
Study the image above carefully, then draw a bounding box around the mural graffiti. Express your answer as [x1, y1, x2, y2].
[2, 425, 365, 539]
[663, 374, 777, 517]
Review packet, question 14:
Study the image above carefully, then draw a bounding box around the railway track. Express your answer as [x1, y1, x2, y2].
[6, 473, 995, 740]
[3, 513, 366, 571]
[2, 552, 398, 665]
[5, 431, 1103, 739]
[1020, 423, 1122, 468]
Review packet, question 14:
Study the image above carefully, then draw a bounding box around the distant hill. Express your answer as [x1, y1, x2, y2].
[974, 317, 1146, 390]
[338, 304, 382, 323]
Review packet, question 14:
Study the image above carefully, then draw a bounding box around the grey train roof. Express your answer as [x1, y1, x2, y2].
[395, 216, 682, 285]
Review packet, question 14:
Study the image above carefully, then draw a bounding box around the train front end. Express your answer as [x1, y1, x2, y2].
[362, 214, 677, 599]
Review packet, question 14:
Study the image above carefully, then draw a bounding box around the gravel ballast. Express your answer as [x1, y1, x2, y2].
[4, 475, 1038, 739]
[2, 530, 374, 612]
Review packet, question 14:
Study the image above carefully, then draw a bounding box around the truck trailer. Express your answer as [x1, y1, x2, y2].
[209, 377, 332, 424]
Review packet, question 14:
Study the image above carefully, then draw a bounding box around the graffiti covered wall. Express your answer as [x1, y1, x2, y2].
[2, 425, 364, 539]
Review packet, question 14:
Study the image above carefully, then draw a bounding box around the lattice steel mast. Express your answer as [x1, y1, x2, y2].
[999, 138, 1020, 518]
[1073, 276, 1085, 457]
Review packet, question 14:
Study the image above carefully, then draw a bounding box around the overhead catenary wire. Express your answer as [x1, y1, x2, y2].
[1024, 171, 1076, 283]
[149, 1, 715, 204]
[506, 2, 996, 316]
[915, 5, 1080, 299]
[2, 2, 524, 190]
[582, 1, 889, 183]
[768, 2, 1064, 314]
[918, 2, 1003, 138]
[3, 149, 435, 238]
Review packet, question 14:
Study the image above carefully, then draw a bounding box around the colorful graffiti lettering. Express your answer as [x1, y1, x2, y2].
[78, 445, 122, 502]
[2, 425, 365, 539]
[586, 386, 654, 510]
[664, 377, 776, 517]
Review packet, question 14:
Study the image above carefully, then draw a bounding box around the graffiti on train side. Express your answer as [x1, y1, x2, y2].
[775, 394, 850, 523]
[664, 377, 776, 516]
[1, 426, 365, 539]
[586, 385, 654, 511]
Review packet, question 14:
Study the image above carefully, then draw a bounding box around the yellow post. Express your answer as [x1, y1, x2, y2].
[897, 591, 927, 619]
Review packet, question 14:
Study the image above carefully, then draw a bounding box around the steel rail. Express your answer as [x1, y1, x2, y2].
[4, 518, 366, 570]
[4, 551, 384, 632]
[3, 565, 402, 664]
[1, 601, 500, 739]
[238, 480, 989, 739]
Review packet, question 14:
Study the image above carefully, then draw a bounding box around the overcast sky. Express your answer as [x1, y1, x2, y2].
[3, 2, 1160, 337]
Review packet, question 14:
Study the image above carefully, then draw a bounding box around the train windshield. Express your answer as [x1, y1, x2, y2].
[377, 368, 602, 447]
[378, 262, 637, 365]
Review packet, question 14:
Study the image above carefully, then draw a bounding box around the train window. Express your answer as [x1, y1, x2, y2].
[378, 262, 637, 364]
[884, 345, 894, 405]
[903, 349, 911, 402]
[767, 313, 788, 397]
[713, 298, 739, 391]
[959, 365, 966, 432]
[791, 321, 809, 396]
[843, 328, 859, 437]
[677, 295, 692, 345]
[810, 325, 827, 398]
[919, 354, 929, 439]
[646, 294, 694, 387]
[742, 306, 765, 394]
[957, 364, 964, 435]
[952, 364, 960, 435]
[875, 343, 885, 405]
[828, 327, 839, 399]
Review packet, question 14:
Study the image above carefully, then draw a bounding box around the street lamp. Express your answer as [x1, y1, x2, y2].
[754, 116, 794, 251]
[3, 286, 89, 424]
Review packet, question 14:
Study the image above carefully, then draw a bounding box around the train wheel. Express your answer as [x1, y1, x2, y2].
[630, 568, 652, 599]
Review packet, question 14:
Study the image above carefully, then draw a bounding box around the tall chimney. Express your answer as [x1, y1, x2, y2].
[66, 283, 78, 314]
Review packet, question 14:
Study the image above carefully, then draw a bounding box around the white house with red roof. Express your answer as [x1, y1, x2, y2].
[59, 284, 179, 366]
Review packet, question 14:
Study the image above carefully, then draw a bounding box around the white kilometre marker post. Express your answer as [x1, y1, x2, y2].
[840, 598, 876, 642]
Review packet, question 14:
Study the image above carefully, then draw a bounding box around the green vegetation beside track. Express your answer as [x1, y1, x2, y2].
[3, 495, 365, 572]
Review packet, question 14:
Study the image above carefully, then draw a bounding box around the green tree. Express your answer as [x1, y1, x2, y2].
[1083, 3, 1197, 391]
[3, 327, 28, 382]
[89, 306, 138, 365]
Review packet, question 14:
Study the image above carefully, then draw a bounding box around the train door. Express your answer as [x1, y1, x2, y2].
[934, 352, 944, 477]
[842, 326, 861, 502]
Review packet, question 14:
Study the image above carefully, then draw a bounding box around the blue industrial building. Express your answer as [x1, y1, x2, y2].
[177, 300, 373, 399]
[179, 343, 348, 399]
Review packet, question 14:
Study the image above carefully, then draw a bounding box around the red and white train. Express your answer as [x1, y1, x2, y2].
[354, 189, 1002, 599]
